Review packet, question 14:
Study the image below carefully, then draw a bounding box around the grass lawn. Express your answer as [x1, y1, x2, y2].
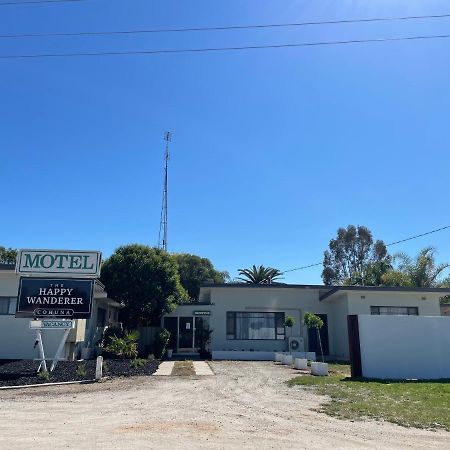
[288, 363, 450, 432]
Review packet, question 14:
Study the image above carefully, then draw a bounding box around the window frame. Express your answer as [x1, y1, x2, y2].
[370, 306, 419, 316]
[226, 311, 286, 340]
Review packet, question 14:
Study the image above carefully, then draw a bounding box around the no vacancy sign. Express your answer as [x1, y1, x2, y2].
[16, 278, 94, 319]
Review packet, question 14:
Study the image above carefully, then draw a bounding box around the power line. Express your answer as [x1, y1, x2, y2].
[282, 225, 450, 274]
[385, 225, 450, 247]
[2, 13, 450, 39]
[0, 0, 86, 5]
[1, 33, 450, 60]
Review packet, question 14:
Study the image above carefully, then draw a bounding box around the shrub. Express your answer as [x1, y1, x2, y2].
[155, 328, 171, 359]
[101, 325, 124, 347]
[130, 358, 147, 369]
[105, 330, 139, 359]
[37, 371, 50, 381]
[76, 363, 87, 379]
[284, 315, 295, 329]
[196, 320, 213, 356]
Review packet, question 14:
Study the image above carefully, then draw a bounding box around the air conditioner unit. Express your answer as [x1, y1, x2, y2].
[288, 336, 304, 352]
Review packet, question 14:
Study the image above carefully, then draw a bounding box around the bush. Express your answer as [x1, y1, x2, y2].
[76, 363, 87, 379]
[284, 315, 295, 328]
[130, 358, 147, 369]
[101, 325, 124, 348]
[196, 320, 212, 356]
[105, 330, 139, 359]
[37, 371, 50, 381]
[154, 328, 171, 359]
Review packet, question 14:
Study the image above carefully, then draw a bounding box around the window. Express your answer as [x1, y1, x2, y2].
[370, 306, 418, 316]
[226, 312, 285, 340]
[0, 297, 16, 315]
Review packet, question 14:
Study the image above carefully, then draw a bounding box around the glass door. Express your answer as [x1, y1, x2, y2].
[178, 317, 194, 351]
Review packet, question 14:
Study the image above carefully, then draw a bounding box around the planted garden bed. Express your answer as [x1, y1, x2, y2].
[0, 358, 159, 387]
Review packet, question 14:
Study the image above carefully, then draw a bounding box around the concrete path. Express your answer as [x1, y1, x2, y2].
[154, 361, 175, 376]
[154, 361, 214, 376]
[192, 361, 214, 376]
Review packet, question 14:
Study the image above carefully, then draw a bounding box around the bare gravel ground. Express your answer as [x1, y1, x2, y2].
[0, 361, 449, 449]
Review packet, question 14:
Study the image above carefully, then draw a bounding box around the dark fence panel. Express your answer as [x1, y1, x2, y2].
[347, 315, 362, 378]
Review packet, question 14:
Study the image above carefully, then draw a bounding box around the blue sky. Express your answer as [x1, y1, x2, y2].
[1, 0, 449, 283]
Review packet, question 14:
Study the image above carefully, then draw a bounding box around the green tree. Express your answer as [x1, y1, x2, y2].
[100, 244, 188, 327]
[303, 312, 325, 362]
[381, 247, 449, 288]
[173, 253, 228, 301]
[284, 315, 295, 350]
[380, 270, 414, 287]
[322, 225, 390, 286]
[0, 246, 17, 264]
[237, 265, 283, 284]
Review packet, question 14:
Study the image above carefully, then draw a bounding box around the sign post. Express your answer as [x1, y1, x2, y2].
[50, 327, 71, 371]
[29, 319, 76, 371]
[16, 249, 100, 373]
[35, 329, 47, 373]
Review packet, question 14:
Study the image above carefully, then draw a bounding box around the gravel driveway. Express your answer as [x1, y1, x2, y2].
[0, 361, 449, 449]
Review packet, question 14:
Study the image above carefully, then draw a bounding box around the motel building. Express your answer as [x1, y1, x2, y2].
[0, 263, 121, 360]
[2, 257, 449, 362]
[163, 283, 450, 360]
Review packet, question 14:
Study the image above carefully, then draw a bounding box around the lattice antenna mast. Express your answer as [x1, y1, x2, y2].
[158, 132, 171, 251]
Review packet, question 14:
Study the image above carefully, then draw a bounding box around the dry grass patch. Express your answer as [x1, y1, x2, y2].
[172, 360, 196, 376]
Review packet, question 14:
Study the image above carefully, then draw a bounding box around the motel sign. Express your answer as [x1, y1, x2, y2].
[16, 249, 101, 278]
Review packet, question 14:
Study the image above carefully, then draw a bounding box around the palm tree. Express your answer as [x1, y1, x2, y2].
[237, 265, 283, 284]
[393, 247, 449, 288]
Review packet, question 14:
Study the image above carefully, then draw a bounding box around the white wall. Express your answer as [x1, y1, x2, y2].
[0, 316, 67, 359]
[327, 294, 349, 358]
[358, 315, 450, 379]
[347, 291, 442, 316]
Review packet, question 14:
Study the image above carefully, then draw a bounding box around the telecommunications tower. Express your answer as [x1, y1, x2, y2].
[158, 132, 171, 251]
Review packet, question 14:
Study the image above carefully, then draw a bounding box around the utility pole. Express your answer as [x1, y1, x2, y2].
[158, 132, 171, 251]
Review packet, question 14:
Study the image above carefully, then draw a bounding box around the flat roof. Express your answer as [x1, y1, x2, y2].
[201, 283, 329, 290]
[319, 285, 450, 301]
[200, 283, 450, 300]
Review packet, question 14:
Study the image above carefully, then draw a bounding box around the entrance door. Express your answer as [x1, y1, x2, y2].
[178, 317, 194, 351]
[307, 314, 329, 356]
